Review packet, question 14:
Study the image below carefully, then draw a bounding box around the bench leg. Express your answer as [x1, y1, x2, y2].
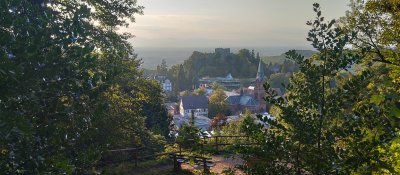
[173, 155, 181, 172]
[203, 158, 210, 174]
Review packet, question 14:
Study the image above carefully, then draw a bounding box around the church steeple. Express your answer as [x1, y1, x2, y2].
[256, 54, 264, 82]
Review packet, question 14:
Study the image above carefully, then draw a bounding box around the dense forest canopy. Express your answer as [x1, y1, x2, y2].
[0, 0, 169, 174]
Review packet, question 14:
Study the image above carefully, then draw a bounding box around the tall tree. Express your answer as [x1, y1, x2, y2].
[140, 80, 171, 137]
[0, 0, 165, 174]
[156, 59, 168, 76]
[176, 64, 186, 92]
[340, 0, 400, 173]
[237, 3, 399, 174]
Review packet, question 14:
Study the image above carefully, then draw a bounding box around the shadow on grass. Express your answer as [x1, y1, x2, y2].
[103, 158, 195, 175]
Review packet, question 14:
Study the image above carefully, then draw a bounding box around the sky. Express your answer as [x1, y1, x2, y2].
[121, 0, 351, 49]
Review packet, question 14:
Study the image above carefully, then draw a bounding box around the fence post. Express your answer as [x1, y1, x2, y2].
[215, 136, 219, 152]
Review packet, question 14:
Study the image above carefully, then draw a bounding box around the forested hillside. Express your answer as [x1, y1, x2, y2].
[164, 49, 262, 92]
[262, 49, 317, 64]
[154, 49, 308, 95]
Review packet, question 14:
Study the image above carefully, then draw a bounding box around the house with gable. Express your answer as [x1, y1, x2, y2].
[179, 95, 208, 117]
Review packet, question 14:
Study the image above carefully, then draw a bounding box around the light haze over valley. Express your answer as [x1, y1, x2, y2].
[121, 0, 350, 69]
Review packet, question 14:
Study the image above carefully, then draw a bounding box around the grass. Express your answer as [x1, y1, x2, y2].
[103, 158, 178, 175]
[141, 169, 194, 175]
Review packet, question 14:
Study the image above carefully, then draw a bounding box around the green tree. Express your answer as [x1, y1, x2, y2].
[177, 64, 186, 91]
[267, 72, 290, 90]
[156, 59, 168, 76]
[236, 3, 399, 174]
[339, 0, 400, 173]
[140, 80, 171, 137]
[0, 0, 165, 174]
[176, 112, 201, 150]
[193, 87, 207, 96]
[211, 82, 226, 91]
[220, 112, 252, 136]
[208, 88, 230, 118]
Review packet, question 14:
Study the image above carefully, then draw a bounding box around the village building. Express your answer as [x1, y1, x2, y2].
[153, 75, 172, 92]
[226, 90, 260, 114]
[179, 95, 208, 117]
[198, 73, 240, 90]
[171, 115, 211, 131]
[226, 57, 269, 114]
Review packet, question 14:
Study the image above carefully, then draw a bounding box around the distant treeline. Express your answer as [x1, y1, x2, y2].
[166, 49, 262, 93]
[150, 49, 316, 95]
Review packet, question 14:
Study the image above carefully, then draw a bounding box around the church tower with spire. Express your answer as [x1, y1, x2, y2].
[254, 53, 266, 112]
[255, 52, 264, 83]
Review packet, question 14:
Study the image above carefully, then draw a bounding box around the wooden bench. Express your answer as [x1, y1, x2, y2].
[169, 153, 215, 173]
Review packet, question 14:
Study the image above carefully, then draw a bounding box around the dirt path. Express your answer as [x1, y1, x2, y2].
[182, 155, 245, 175]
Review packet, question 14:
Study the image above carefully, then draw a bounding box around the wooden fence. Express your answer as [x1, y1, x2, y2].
[104, 135, 258, 171]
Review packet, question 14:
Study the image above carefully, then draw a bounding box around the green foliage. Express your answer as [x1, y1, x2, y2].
[220, 119, 244, 136]
[193, 88, 206, 96]
[176, 124, 201, 150]
[165, 49, 308, 93]
[0, 0, 166, 174]
[167, 49, 262, 93]
[156, 59, 168, 76]
[236, 3, 399, 174]
[140, 80, 171, 137]
[208, 88, 230, 118]
[267, 72, 290, 90]
[213, 111, 257, 148]
[211, 82, 224, 91]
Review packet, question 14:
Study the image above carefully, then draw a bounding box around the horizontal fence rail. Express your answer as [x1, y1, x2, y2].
[102, 135, 258, 171]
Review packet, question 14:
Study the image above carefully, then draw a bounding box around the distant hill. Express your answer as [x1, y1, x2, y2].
[180, 49, 261, 78]
[136, 47, 312, 69]
[262, 50, 317, 64]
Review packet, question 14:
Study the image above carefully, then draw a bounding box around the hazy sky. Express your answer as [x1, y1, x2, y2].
[122, 0, 350, 48]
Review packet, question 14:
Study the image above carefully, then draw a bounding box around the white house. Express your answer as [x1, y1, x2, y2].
[179, 95, 208, 117]
[154, 75, 172, 92]
[163, 79, 172, 92]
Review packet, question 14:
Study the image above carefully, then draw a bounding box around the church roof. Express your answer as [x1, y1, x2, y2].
[256, 57, 265, 82]
[226, 94, 259, 106]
